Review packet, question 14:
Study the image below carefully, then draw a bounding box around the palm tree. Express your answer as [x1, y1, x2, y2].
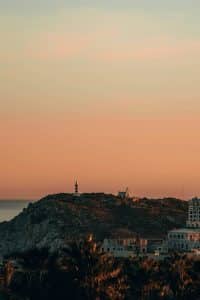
[6, 237, 128, 300]
[61, 235, 128, 300]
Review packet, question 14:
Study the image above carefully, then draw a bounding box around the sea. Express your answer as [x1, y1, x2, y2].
[0, 200, 32, 223]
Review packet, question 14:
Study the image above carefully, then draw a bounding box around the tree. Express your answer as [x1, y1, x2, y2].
[61, 235, 128, 300]
[6, 237, 128, 300]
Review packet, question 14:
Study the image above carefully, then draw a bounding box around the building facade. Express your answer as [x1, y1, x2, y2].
[168, 197, 200, 252]
[186, 197, 200, 228]
[168, 228, 200, 252]
[101, 238, 147, 257]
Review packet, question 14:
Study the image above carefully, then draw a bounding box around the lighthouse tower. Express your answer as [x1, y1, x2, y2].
[74, 180, 80, 197]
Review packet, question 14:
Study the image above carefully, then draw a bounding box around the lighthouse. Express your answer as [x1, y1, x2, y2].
[74, 180, 80, 197]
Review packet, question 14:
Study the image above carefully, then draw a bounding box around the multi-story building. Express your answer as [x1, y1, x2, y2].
[167, 197, 200, 252]
[186, 197, 200, 228]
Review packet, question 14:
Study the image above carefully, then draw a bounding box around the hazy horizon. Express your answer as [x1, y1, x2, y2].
[1, 1, 200, 199]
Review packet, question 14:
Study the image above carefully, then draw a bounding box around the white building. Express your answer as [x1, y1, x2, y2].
[101, 238, 147, 258]
[118, 188, 129, 200]
[186, 197, 200, 228]
[168, 228, 200, 252]
[167, 197, 200, 252]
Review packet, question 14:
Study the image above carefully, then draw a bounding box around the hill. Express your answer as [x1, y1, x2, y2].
[0, 193, 188, 255]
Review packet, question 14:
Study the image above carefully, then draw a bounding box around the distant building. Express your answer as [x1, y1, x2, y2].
[186, 197, 200, 228]
[101, 238, 147, 257]
[168, 228, 200, 252]
[118, 188, 129, 200]
[167, 197, 200, 252]
[146, 239, 166, 253]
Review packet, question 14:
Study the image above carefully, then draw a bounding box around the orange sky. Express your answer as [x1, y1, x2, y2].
[1, 2, 200, 199]
[1, 115, 200, 199]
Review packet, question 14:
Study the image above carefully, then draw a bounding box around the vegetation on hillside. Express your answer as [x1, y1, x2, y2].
[5, 237, 126, 300]
[3, 237, 200, 300]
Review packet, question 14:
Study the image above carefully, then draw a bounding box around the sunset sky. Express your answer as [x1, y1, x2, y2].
[1, 1, 200, 199]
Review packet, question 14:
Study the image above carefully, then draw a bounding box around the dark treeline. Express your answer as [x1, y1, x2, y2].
[2, 238, 200, 300]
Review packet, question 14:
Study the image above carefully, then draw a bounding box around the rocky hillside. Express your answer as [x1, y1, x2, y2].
[0, 193, 188, 255]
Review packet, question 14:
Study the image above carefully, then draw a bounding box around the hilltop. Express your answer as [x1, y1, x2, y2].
[0, 193, 187, 255]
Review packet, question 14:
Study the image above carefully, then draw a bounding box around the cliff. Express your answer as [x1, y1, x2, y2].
[0, 193, 188, 255]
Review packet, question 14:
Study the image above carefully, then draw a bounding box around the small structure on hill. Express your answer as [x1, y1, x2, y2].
[73, 180, 81, 197]
[118, 187, 129, 200]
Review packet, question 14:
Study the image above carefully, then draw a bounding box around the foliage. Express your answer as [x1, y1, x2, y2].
[5, 239, 200, 300]
[6, 237, 127, 300]
[124, 254, 200, 300]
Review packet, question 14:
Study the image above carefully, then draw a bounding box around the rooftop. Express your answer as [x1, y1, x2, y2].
[169, 228, 200, 233]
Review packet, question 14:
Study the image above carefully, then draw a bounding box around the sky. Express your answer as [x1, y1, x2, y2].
[1, 0, 200, 199]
